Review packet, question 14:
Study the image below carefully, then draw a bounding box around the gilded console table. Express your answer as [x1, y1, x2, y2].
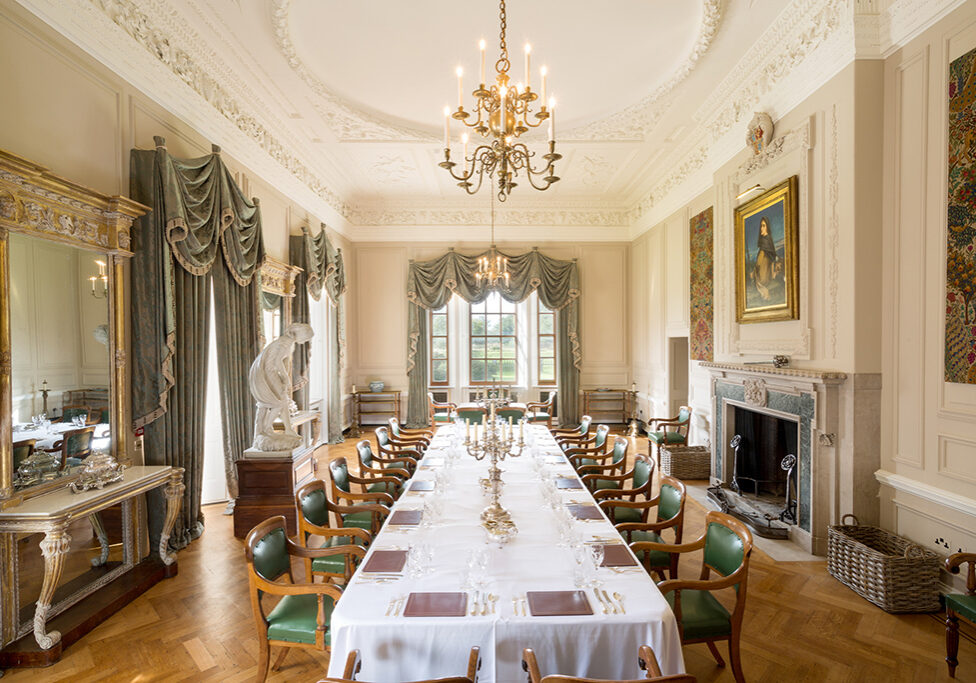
[0, 465, 184, 666]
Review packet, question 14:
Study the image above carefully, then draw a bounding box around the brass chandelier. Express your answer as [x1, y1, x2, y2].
[475, 183, 510, 288]
[439, 0, 560, 202]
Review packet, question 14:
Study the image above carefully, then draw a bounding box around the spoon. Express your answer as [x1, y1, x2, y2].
[613, 591, 626, 614]
[490, 594, 498, 614]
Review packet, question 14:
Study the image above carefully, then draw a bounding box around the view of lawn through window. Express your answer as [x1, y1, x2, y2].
[470, 292, 517, 383]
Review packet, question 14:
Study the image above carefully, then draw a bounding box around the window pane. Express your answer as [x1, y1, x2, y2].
[539, 336, 554, 357]
[539, 314, 554, 334]
[432, 314, 447, 336]
[432, 337, 447, 358]
[540, 358, 555, 381]
[471, 337, 486, 358]
[486, 315, 500, 335]
[500, 297, 516, 312]
[486, 337, 501, 358]
[539, 301, 552, 314]
[501, 314, 516, 335]
[471, 360, 486, 381]
[501, 360, 516, 381]
[486, 359, 500, 381]
[432, 359, 448, 383]
[471, 315, 486, 335]
[502, 337, 517, 358]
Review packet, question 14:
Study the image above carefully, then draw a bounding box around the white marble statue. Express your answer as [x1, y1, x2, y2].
[248, 322, 314, 455]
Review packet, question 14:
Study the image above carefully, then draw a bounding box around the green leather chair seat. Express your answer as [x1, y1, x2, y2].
[432, 411, 452, 423]
[341, 510, 376, 531]
[947, 594, 976, 624]
[647, 431, 687, 445]
[367, 481, 398, 495]
[610, 506, 644, 525]
[631, 529, 670, 567]
[266, 593, 334, 645]
[528, 411, 550, 422]
[664, 589, 731, 640]
[310, 536, 355, 575]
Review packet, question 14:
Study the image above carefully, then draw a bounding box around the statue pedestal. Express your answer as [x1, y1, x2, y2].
[243, 447, 295, 460]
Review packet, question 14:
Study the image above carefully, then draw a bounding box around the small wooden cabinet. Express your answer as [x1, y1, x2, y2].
[581, 389, 634, 425]
[353, 390, 401, 429]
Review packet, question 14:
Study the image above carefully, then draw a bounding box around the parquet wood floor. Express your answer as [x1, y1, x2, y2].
[4, 433, 975, 682]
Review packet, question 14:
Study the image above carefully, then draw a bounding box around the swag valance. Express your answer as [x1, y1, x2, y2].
[405, 247, 581, 427]
[291, 224, 346, 444]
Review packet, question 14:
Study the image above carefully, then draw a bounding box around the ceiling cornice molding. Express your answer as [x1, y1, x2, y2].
[349, 205, 629, 228]
[270, 0, 436, 143]
[350, 224, 632, 243]
[563, 0, 725, 142]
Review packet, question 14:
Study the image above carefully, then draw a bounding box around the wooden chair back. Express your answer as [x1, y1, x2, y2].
[323, 646, 481, 682]
[61, 405, 94, 424]
[457, 406, 487, 425]
[522, 646, 695, 682]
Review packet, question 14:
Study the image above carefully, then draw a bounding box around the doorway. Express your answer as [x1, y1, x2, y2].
[668, 337, 689, 416]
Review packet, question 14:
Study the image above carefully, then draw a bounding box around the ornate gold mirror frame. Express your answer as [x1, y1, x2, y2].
[0, 149, 147, 506]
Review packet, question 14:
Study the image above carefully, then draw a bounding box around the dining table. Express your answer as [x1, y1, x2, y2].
[13, 421, 111, 451]
[327, 423, 685, 682]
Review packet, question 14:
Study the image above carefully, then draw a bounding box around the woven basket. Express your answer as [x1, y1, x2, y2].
[827, 514, 941, 613]
[659, 445, 711, 480]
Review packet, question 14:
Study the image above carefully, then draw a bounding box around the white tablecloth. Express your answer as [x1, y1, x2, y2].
[13, 422, 111, 451]
[327, 425, 684, 682]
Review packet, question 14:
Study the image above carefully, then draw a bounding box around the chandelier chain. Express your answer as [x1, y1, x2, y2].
[496, 0, 509, 74]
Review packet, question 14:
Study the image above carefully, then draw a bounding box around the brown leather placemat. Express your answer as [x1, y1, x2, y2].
[411, 480, 435, 492]
[362, 549, 408, 573]
[555, 477, 583, 490]
[403, 592, 468, 617]
[567, 504, 603, 520]
[389, 510, 423, 525]
[600, 544, 639, 567]
[526, 590, 593, 616]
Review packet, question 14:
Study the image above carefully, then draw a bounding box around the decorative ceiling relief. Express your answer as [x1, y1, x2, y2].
[366, 154, 417, 186]
[350, 206, 628, 228]
[577, 155, 615, 187]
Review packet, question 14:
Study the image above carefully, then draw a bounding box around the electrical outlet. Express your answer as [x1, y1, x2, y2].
[935, 537, 952, 551]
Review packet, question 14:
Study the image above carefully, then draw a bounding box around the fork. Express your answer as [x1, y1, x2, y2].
[470, 591, 480, 616]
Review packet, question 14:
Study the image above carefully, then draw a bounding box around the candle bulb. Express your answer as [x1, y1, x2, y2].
[462, 132, 469, 160]
[456, 66, 464, 109]
[540, 66, 548, 105]
[524, 44, 531, 90]
[479, 39, 486, 85]
[443, 106, 451, 149]
[519, 418, 524, 442]
[548, 98, 556, 141]
[466, 418, 470, 442]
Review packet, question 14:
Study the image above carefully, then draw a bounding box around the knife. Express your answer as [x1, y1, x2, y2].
[601, 588, 618, 614]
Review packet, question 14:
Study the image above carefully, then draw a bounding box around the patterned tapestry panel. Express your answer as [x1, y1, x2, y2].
[690, 207, 714, 362]
[946, 46, 976, 383]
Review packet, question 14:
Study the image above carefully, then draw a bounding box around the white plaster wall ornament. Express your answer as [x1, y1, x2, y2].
[734, 328, 813, 356]
[744, 378, 768, 407]
[350, 206, 628, 227]
[734, 122, 812, 183]
[746, 112, 774, 154]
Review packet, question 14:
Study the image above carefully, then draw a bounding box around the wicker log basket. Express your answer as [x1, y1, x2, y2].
[659, 445, 711, 480]
[827, 514, 941, 613]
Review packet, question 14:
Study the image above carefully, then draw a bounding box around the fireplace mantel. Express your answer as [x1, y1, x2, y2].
[699, 362, 847, 382]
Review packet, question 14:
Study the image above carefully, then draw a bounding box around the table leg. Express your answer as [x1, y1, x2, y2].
[158, 468, 185, 566]
[34, 525, 71, 649]
[89, 512, 109, 567]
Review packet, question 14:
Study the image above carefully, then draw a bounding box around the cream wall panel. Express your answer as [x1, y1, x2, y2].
[665, 213, 689, 335]
[354, 246, 408, 388]
[579, 245, 627, 370]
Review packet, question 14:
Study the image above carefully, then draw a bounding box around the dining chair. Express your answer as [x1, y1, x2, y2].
[13, 439, 35, 470]
[324, 646, 482, 682]
[47, 426, 95, 470]
[429, 392, 458, 426]
[327, 460, 393, 535]
[245, 515, 361, 683]
[457, 406, 487, 425]
[294, 480, 372, 584]
[563, 424, 610, 470]
[498, 406, 526, 422]
[646, 406, 692, 459]
[374, 427, 421, 472]
[388, 417, 431, 451]
[522, 645, 695, 682]
[945, 551, 976, 677]
[59, 405, 94, 424]
[634, 511, 753, 683]
[586, 450, 653, 502]
[356, 440, 410, 492]
[578, 436, 632, 488]
[526, 392, 556, 428]
[552, 415, 592, 444]
[607, 475, 686, 581]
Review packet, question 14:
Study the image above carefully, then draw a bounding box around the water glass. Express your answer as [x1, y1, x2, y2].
[464, 547, 489, 589]
[588, 543, 606, 586]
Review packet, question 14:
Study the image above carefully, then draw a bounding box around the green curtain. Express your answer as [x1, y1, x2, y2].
[130, 138, 265, 550]
[405, 247, 581, 427]
[292, 224, 346, 444]
[290, 235, 310, 411]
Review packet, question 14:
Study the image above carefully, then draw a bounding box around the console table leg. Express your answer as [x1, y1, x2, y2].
[158, 468, 185, 566]
[89, 513, 109, 567]
[35, 525, 71, 649]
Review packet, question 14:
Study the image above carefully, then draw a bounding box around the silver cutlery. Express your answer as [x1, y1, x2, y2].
[601, 588, 618, 614]
[594, 589, 609, 614]
[613, 591, 626, 614]
[470, 591, 480, 616]
[489, 594, 498, 614]
[512, 596, 519, 615]
[481, 592, 492, 616]
[395, 595, 406, 616]
[385, 597, 396, 616]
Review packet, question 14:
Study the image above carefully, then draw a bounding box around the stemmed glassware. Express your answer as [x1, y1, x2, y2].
[463, 546, 489, 589]
[406, 543, 434, 578]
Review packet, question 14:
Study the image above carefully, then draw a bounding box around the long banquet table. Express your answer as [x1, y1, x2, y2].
[327, 424, 684, 682]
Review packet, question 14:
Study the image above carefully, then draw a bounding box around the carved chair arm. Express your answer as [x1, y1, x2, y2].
[298, 520, 372, 546]
[630, 535, 705, 556]
[329, 501, 392, 518]
[342, 650, 363, 679]
[638, 645, 663, 677]
[657, 564, 747, 594]
[946, 552, 976, 594]
[252, 572, 345, 600]
[336, 489, 396, 506]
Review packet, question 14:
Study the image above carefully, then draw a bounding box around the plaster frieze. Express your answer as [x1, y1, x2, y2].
[827, 105, 840, 358]
[349, 206, 629, 228]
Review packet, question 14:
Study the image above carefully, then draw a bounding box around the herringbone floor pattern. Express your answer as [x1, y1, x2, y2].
[4, 434, 975, 682]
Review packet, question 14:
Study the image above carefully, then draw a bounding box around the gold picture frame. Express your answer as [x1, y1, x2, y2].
[734, 176, 799, 323]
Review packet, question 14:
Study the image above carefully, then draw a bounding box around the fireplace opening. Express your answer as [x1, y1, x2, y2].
[730, 406, 797, 500]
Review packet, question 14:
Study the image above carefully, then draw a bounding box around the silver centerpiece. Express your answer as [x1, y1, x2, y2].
[14, 451, 62, 488]
[69, 454, 124, 493]
[463, 393, 525, 544]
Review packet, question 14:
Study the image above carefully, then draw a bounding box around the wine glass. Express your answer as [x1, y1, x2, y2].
[588, 543, 606, 587]
[465, 547, 489, 589]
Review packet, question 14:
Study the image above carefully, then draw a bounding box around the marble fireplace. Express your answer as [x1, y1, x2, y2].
[700, 362, 881, 555]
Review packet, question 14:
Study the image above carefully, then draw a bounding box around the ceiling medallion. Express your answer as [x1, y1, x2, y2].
[439, 0, 561, 201]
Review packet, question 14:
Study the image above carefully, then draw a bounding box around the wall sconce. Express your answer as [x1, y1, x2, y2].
[736, 184, 765, 200]
[90, 260, 108, 299]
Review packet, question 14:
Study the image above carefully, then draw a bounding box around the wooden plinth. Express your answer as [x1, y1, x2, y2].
[0, 556, 176, 668]
[233, 457, 297, 538]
